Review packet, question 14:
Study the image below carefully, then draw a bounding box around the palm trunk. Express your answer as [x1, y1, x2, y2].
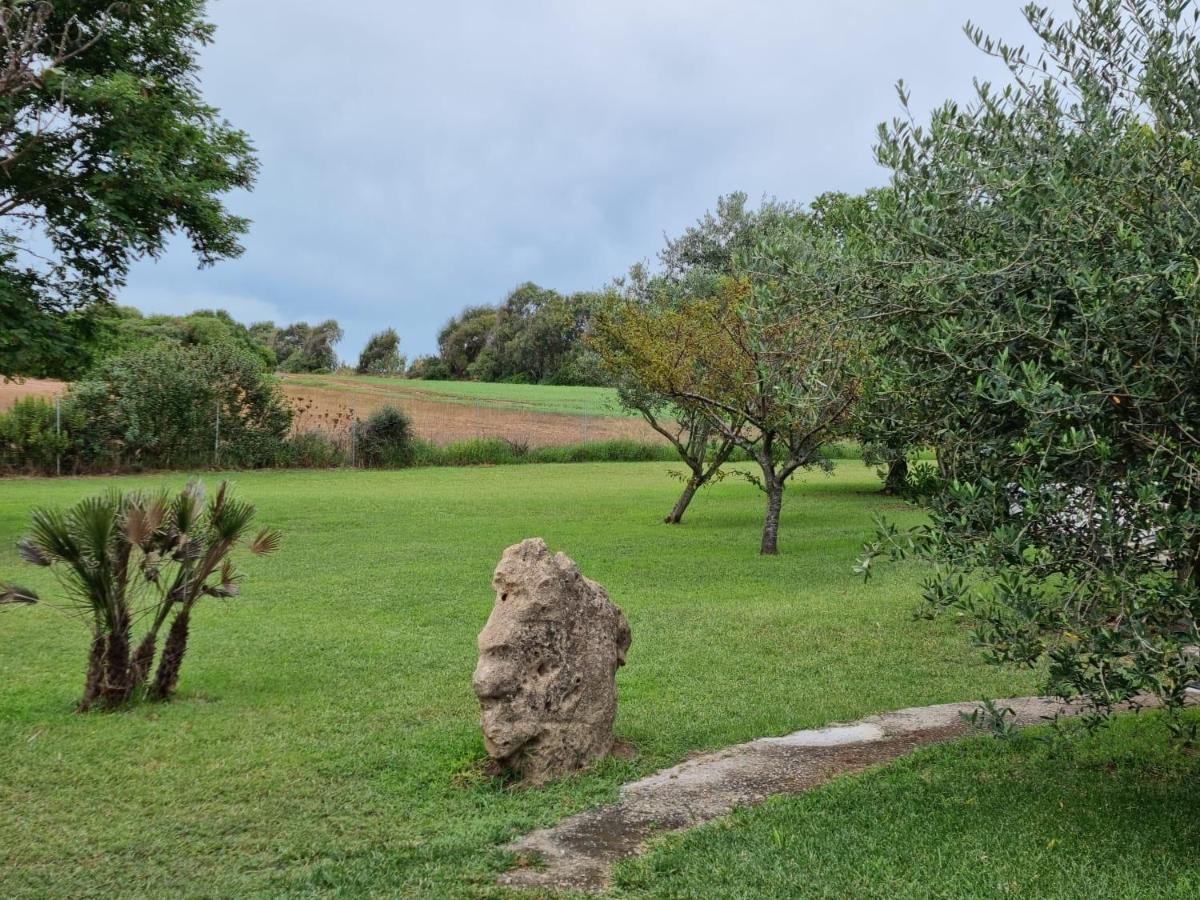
[78, 632, 106, 712]
[99, 608, 133, 709]
[130, 633, 157, 689]
[665, 476, 700, 524]
[151, 606, 192, 701]
[761, 475, 783, 556]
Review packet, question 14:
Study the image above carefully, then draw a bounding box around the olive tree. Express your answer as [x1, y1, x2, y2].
[858, 0, 1200, 721]
[591, 281, 744, 525]
[604, 198, 861, 554]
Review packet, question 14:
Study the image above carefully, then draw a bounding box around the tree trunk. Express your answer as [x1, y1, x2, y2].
[665, 476, 700, 524]
[78, 633, 106, 712]
[151, 608, 192, 701]
[130, 632, 157, 690]
[99, 609, 133, 709]
[882, 457, 908, 495]
[761, 478, 783, 556]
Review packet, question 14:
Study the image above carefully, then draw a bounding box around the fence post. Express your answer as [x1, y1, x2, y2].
[349, 418, 356, 468]
[475, 399, 481, 440]
[214, 400, 220, 468]
[54, 395, 61, 477]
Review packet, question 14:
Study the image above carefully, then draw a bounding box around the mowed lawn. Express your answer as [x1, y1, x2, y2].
[0, 462, 1194, 898]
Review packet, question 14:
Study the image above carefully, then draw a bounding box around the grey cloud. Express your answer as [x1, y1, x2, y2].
[125, 0, 1075, 360]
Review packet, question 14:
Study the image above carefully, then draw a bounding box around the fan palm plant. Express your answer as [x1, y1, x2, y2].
[1, 482, 281, 709]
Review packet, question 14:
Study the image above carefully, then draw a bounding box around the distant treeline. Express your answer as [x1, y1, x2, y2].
[86, 283, 605, 386]
[410, 282, 604, 385]
[93, 306, 345, 375]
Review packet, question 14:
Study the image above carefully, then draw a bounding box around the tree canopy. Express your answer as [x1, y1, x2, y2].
[0, 0, 258, 378]
[858, 0, 1200, 720]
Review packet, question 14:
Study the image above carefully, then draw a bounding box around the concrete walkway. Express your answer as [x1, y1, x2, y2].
[498, 695, 1170, 892]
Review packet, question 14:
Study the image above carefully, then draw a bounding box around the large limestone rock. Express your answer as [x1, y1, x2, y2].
[473, 538, 632, 783]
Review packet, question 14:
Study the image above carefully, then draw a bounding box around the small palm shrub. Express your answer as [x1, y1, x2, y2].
[0, 482, 280, 709]
[354, 405, 415, 467]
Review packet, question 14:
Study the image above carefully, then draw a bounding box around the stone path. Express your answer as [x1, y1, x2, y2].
[498, 695, 1174, 892]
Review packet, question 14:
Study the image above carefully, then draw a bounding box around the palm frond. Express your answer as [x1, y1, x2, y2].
[68, 495, 119, 565]
[28, 508, 78, 564]
[248, 527, 282, 557]
[210, 497, 257, 544]
[17, 537, 52, 567]
[203, 560, 243, 599]
[172, 537, 204, 563]
[172, 483, 204, 536]
[0, 583, 38, 605]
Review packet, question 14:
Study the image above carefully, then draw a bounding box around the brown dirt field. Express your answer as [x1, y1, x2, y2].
[1, 377, 665, 448]
[284, 382, 666, 447]
[0, 379, 66, 409]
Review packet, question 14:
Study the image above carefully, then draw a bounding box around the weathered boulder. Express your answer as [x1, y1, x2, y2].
[473, 538, 631, 783]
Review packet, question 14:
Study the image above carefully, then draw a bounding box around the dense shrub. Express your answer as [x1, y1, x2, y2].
[406, 355, 452, 380]
[277, 430, 345, 468]
[66, 342, 291, 470]
[0, 396, 68, 473]
[354, 406, 416, 468]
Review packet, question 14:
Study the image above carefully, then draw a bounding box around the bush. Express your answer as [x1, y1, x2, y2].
[66, 342, 292, 470]
[277, 430, 345, 468]
[0, 396, 68, 473]
[354, 405, 416, 468]
[406, 355, 451, 380]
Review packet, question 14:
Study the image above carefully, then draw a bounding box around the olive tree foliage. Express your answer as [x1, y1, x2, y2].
[590, 199, 756, 526]
[0, 1, 258, 379]
[356, 327, 405, 375]
[857, 0, 1200, 723]
[592, 276, 743, 525]
[600, 197, 862, 554]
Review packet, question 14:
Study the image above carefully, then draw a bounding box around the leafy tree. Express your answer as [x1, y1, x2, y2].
[253, 320, 343, 372]
[858, 0, 1200, 721]
[356, 328, 405, 375]
[0, 1, 257, 378]
[98, 307, 276, 369]
[1, 483, 280, 708]
[592, 273, 744, 525]
[406, 354, 451, 380]
[601, 198, 861, 550]
[437, 306, 497, 378]
[590, 301, 739, 528]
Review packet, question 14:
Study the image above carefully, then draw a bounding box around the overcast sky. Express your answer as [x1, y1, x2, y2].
[121, 0, 1073, 361]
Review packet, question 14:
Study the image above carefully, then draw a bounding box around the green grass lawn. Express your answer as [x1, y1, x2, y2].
[284, 373, 629, 417]
[0, 462, 1193, 898]
[612, 711, 1200, 899]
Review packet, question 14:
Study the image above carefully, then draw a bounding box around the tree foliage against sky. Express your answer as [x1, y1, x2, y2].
[356, 327, 405, 375]
[0, 0, 258, 379]
[859, 0, 1200, 720]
